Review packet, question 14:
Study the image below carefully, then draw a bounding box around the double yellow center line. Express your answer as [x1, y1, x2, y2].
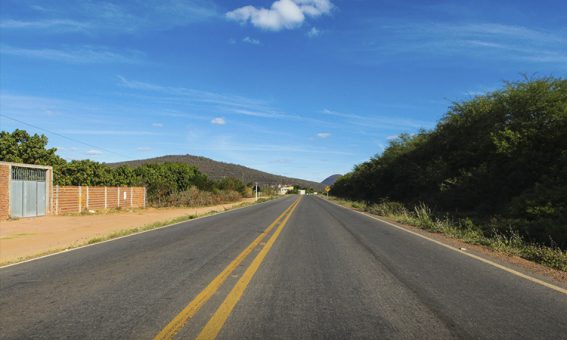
[155, 197, 302, 340]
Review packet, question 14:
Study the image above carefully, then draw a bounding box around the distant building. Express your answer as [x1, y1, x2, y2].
[278, 185, 294, 195]
[298, 190, 306, 195]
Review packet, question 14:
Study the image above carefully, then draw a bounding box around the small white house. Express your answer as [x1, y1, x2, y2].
[278, 185, 294, 195]
[298, 190, 306, 195]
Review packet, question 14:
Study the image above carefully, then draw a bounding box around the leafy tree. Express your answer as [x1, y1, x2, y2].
[0, 129, 64, 166]
[55, 160, 115, 186]
[133, 163, 213, 204]
[216, 177, 246, 195]
[112, 165, 139, 186]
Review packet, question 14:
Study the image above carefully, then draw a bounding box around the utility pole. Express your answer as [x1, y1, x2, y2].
[255, 181, 258, 201]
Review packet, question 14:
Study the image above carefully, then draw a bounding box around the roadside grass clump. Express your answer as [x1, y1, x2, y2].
[0, 233, 35, 240]
[86, 213, 205, 245]
[329, 197, 567, 272]
[519, 245, 567, 271]
[156, 187, 242, 208]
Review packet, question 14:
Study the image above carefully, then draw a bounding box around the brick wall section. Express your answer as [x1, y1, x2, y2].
[0, 164, 9, 220]
[106, 187, 119, 209]
[52, 185, 146, 215]
[54, 186, 81, 214]
[86, 187, 106, 210]
[132, 187, 146, 208]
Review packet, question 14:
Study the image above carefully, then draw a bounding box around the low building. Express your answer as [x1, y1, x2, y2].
[1, 161, 146, 220]
[298, 190, 306, 195]
[278, 185, 294, 195]
[0, 162, 53, 219]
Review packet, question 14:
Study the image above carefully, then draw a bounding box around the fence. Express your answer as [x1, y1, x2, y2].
[53, 186, 146, 215]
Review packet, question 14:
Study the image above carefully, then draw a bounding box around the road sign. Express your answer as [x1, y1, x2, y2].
[325, 186, 331, 193]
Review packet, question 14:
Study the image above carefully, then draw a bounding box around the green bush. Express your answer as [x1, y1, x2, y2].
[332, 77, 567, 249]
[165, 187, 241, 207]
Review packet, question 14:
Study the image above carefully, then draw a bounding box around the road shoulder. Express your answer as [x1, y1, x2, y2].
[319, 196, 567, 288]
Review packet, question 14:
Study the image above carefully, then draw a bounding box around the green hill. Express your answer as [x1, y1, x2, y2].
[110, 154, 325, 190]
[321, 174, 342, 186]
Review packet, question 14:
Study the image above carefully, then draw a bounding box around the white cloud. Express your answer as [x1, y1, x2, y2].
[226, 0, 333, 31]
[0, 19, 90, 32]
[152, 123, 164, 128]
[117, 76, 314, 122]
[356, 22, 567, 65]
[211, 117, 226, 125]
[0, 45, 143, 64]
[0, 1, 218, 34]
[86, 149, 103, 155]
[322, 108, 433, 129]
[307, 27, 320, 38]
[386, 135, 398, 140]
[57, 146, 79, 151]
[61, 130, 159, 136]
[243, 36, 261, 45]
[317, 132, 331, 138]
[136, 147, 152, 152]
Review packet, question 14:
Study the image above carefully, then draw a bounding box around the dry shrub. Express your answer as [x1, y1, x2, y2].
[165, 186, 242, 207]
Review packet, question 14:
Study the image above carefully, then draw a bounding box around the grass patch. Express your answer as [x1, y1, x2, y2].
[86, 213, 207, 245]
[328, 197, 567, 272]
[0, 232, 35, 240]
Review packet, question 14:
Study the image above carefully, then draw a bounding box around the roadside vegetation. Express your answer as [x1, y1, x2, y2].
[0, 129, 255, 207]
[331, 77, 567, 271]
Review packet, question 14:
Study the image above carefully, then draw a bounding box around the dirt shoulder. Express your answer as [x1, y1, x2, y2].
[0, 197, 270, 266]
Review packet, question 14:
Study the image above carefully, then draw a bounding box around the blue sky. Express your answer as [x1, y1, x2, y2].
[0, 0, 565, 182]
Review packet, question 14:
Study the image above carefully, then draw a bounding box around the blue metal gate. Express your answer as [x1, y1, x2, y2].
[11, 167, 47, 218]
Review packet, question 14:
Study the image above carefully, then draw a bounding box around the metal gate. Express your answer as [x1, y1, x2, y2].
[11, 167, 47, 218]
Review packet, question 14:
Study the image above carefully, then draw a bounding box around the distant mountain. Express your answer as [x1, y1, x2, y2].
[321, 174, 342, 186]
[110, 154, 325, 190]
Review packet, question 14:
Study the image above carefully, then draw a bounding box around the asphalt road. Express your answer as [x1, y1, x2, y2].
[1, 195, 566, 339]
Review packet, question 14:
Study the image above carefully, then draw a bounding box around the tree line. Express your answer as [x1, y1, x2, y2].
[332, 77, 567, 249]
[0, 129, 252, 206]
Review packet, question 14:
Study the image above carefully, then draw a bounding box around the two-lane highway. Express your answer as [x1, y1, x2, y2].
[1, 196, 566, 339]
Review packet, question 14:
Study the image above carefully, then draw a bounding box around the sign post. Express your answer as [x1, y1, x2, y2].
[325, 186, 331, 198]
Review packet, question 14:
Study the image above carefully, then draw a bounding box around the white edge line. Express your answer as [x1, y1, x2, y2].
[0, 196, 287, 270]
[319, 197, 567, 295]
